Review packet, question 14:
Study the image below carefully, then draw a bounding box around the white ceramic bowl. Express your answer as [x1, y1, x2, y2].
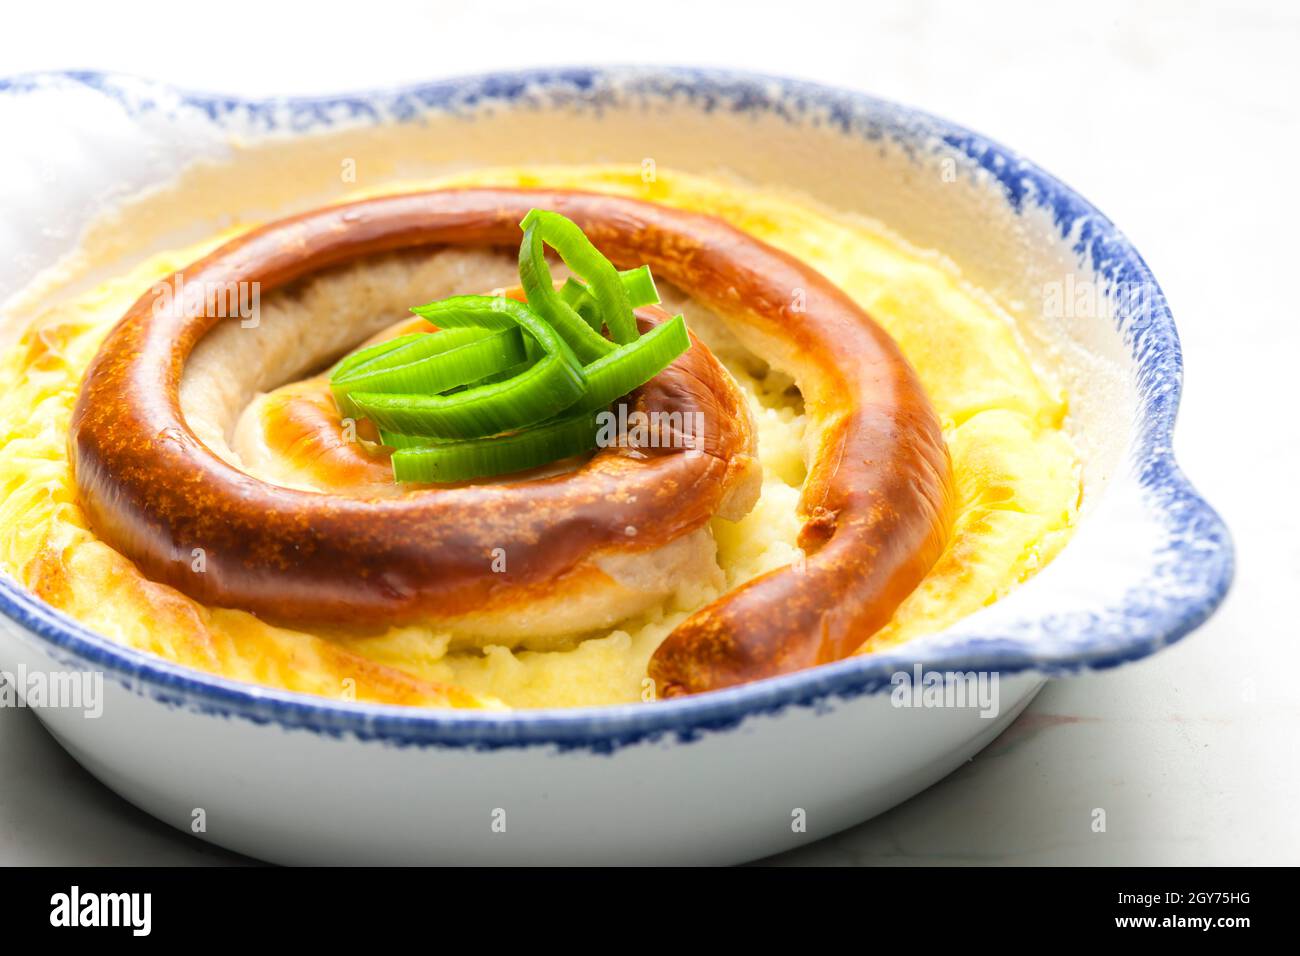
[0, 67, 1233, 864]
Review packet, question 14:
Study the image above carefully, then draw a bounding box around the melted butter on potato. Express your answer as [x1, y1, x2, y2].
[0, 166, 1079, 708]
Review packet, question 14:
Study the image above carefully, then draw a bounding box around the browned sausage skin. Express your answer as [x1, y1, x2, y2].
[69, 188, 953, 696]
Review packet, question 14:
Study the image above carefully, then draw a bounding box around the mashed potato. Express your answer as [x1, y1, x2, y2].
[0, 166, 1079, 708]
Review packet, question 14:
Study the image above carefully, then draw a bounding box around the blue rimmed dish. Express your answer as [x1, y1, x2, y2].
[0, 67, 1232, 864]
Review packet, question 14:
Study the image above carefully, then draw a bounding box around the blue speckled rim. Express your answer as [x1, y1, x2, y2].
[0, 66, 1234, 752]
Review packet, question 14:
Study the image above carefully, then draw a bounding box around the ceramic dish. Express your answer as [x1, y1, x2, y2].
[0, 67, 1233, 864]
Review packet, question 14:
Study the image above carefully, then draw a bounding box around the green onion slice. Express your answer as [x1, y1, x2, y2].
[519, 225, 618, 363]
[331, 326, 527, 417]
[378, 429, 446, 449]
[616, 265, 660, 309]
[560, 266, 661, 334]
[475, 359, 536, 387]
[350, 348, 587, 439]
[520, 209, 639, 345]
[331, 332, 444, 381]
[391, 410, 602, 483]
[573, 314, 691, 412]
[333, 328, 499, 381]
[332, 209, 685, 483]
[558, 277, 604, 333]
[411, 295, 579, 368]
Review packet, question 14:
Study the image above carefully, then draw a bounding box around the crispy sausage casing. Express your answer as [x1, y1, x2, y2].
[69, 188, 953, 695]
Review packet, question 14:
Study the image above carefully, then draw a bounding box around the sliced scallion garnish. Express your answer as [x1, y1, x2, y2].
[520, 209, 639, 345]
[616, 265, 660, 310]
[378, 429, 446, 449]
[412, 294, 577, 367]
[560, 266, 662, 334]
[390, 411, 602, 484]
[559, 277, 604, 333]
[331, 332, 431, 380]
[330, 208, 694, 482]
[350, 349, 586, 439]
[519, 225, 618, 363]
[331, 326, 527, 418]
[573, 314, 691, 413]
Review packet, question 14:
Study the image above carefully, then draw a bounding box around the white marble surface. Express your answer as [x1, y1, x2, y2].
[1, 0, 1296, 865]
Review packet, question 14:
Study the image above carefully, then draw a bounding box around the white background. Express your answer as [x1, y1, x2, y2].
[0, 0, 1296, 864]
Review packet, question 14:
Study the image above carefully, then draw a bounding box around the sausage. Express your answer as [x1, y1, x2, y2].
[220, 303, 759, 648]
[69, 188, 953, 694]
